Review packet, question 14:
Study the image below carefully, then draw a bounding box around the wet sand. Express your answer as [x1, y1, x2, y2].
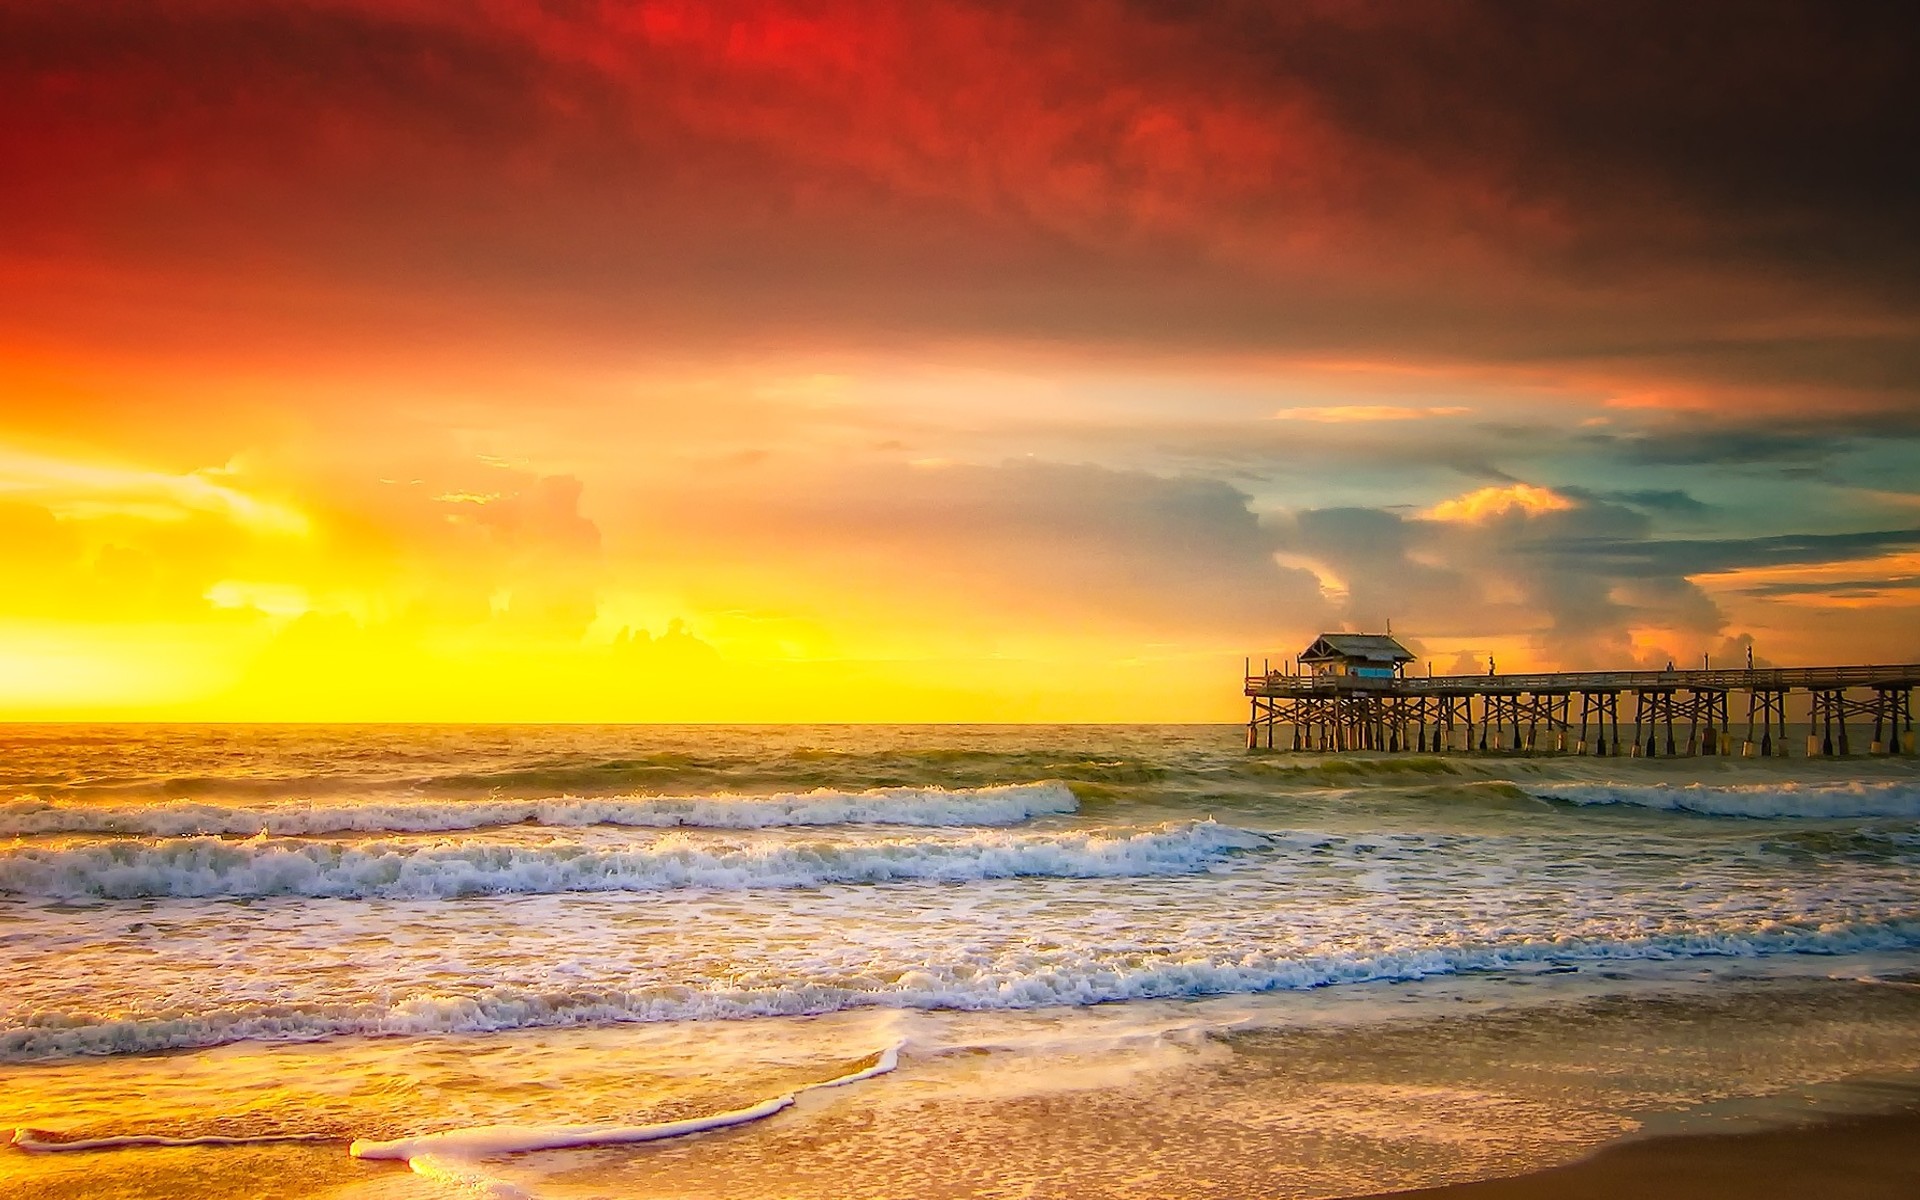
[1360, 1107, 1920, 1200]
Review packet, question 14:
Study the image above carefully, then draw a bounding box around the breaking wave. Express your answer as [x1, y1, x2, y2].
[8, 920, 1916, 1061]
[1528, 780, 1920, 819]
[0, 782, 1078, 837]
[0, 820, 1261, 900]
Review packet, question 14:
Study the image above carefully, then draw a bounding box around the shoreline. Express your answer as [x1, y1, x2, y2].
[1354, 1106, 1920, 1200]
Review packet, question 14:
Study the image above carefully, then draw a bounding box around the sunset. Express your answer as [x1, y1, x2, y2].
[3, 4, 1919, 1199]
[5, 1, 1916, 721]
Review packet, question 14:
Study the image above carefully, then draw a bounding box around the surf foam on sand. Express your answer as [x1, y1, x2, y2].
[19, 1040, 904, 1200]
[349, 1040, 901, 1162]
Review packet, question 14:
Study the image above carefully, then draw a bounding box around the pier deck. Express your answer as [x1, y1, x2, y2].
[1244, 662, 1920, 756]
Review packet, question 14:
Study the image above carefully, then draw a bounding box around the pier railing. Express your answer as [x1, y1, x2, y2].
[1242, 660, 1918, 756]
[1246, 663, 1920, 696]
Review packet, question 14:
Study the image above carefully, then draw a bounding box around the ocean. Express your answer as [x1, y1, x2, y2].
[4, 723, 1920, 1199]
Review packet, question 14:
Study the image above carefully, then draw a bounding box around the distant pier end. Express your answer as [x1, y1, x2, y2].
[1245, 633, 1919, 757]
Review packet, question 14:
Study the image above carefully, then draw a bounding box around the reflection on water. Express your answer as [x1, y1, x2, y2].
[3, 724, 1919, 1197]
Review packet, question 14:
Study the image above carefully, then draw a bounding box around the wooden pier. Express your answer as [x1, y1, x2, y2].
[1245, 636, 1919, 757]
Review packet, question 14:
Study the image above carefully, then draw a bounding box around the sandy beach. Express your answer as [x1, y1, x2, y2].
[7, 0, 1919, 1195]
[1364, 1107, 1920, 1200]
[5, 724, 1920, 1199]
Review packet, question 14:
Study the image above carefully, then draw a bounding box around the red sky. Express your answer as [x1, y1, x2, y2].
[2, 1, 1916, 718]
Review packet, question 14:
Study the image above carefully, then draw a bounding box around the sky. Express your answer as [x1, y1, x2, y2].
[1, 0, 1917, 721]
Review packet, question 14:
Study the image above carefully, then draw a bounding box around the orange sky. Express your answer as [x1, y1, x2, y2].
[1, 1, 1916, 720]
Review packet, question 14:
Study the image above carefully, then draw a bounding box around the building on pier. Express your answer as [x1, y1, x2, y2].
[1245, 635, 1918, 758]
[1297, 633, 1414, 680]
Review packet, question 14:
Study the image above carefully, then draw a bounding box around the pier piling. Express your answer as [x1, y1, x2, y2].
[1244, 643, 1918, 759]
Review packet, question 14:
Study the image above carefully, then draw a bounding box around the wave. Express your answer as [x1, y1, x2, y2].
[0, 747, 1174, 804]
[0, 752, 734, 803]
[1529, 780, 1920, 819]
[349, 1040, 901, 1164]
[0, 820, 1261, 900]
[8, 921, 1916, 1061]
[0, 782, 1078, 837]
[20, 1039, 904, 1197]
[1253, 756, 1462, 781]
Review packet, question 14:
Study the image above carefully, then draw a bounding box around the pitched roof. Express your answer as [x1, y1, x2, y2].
[1298, 633, 1414, 663]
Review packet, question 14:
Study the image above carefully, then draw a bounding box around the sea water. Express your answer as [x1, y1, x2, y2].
[3, 724, 1919, 1199]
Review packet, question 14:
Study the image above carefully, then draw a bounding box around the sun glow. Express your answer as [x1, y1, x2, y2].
[0, 2, 1914, 720]
[0, 433, 1248, 720]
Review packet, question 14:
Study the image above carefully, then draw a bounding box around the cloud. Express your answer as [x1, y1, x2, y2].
[3, 2, 1918, 711]
[0, 446, 308, 536]
[1273, 405, 1471, 423]
[1533, 528, 1920, 578]
[2, 0, 1916, 433]
[628, 457, 1331, 642]
[1273, 511, 1920, 667]
[0, 498, 76, 565]
[481, 475, 603, 634]
[1272, 488, 1734, 669]
[204, 579, 310, 619]
[1740, 577, 1920, 603]
[1423, 483, 1575, 523]
[1588, 428, 1863, 467]
[327, 465, 607, 637]
[1561, 487, 1710, 515]
[610, 618, 721, 666]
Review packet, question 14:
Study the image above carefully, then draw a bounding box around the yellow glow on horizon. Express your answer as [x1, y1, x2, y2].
[0, 441, 1263, 720]
[1, 349, 1910, 723]
[0, 621, 242, 712]
[205, 580, 313, 619]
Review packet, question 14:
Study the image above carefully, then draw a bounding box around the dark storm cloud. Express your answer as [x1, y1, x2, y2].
[1585, 429, 1845, 468]
[1270, 493, 1702, 666]
[1531, 527, 1920, 577]
[1562, 488, 1711, 515]
[1266, 492, 1911, 667]
[1740, 578, 1920, 599]
[1163, 0, 1920, 291]
[2, 0, 1917, 410]
[1577, 363, 1920, 464]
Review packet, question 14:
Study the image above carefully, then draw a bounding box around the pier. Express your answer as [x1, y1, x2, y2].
[1245, 634, 1919, 756]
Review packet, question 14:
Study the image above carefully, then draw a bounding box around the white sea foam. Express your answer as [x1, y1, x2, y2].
[0, 782, 1078, 837]
[353, 1094, 796, 1164]
[1529, 780, 1920, 819]
[20, 1040, 903, 1193]
[405, 1153, 533, 1199]
[9, 922, 1916, 1061]
[349, 1041, 901, 1162]
[0, 820, 1260, 900]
